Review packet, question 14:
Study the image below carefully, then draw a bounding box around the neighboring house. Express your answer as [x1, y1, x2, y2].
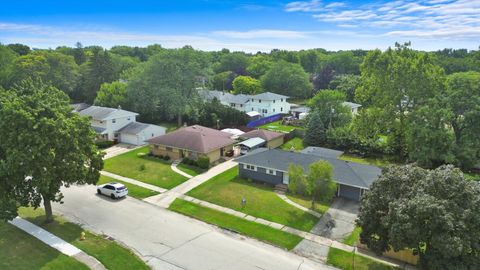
[117, 122, 166, 146]
[241, 129, 285, 149]
[289, 102, 362, 119]
[147, 125, 236, 163]
[221, 128, 245, 140]
[73, 104, 165, 145]
[235, 147, 381, 201]
[238, 137, 266, 155]
[198, 90, 291, 117]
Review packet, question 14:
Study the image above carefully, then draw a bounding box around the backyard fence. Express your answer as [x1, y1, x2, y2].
[246, 113, 283, 128]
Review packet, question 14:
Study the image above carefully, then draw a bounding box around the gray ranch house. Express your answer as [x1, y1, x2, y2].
[235, 147, 381, 201]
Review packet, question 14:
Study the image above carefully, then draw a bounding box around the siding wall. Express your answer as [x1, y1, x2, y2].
[238, 164, 283, 185]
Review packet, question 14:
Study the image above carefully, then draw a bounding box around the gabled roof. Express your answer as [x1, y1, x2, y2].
[301, 147, 344, 159]
[78, 105, 138, 121]
[251, 92, 289, 101]
[198, 90, 250, 104]
[147, 125, 236, 153]
[117, 122, 166, 135]
[241, 129, 284, 141]
[235, 148, 381, 189]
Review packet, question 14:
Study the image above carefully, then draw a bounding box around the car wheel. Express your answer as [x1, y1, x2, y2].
[110, 193, 116, 199]
[97, 189, 101, 195]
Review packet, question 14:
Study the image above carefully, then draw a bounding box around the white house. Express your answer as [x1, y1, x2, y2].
[198, 90, 291, 117]
[73, 104, 166, 145]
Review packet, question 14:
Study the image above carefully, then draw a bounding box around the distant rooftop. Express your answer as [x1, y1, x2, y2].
[78, 105, 138, 121]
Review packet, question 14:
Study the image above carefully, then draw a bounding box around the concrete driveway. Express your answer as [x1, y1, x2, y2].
[53, 184, 337, 270]
[310, 198, 359, 241]
[102, 143, 138, 159]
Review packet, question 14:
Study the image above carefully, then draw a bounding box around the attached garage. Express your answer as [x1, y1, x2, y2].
[337, 184, 363, 201]
[118, 122, 166, 146]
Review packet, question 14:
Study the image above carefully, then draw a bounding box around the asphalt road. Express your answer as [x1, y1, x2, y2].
[54, 184, 337, 270]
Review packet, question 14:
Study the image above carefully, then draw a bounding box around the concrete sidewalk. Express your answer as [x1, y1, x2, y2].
[144, 160, 237, 207]
[9, 217, 106, 270]
[171, 161, 194, 178]
[276, 192, 322, 218]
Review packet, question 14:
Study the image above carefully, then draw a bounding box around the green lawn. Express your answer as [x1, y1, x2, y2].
[19, 208, 149, 270]
[97, 175, 159, 199]
[259, 121, 299, 133]
[281, 137, 305, 151]
[177, 163, 205, 176]
[0, 222, 89, 270]
[327, 248, 400, 270]
[339, 154, 393, 167]
[465, 172, 480, 181]
[169, 199, 303, 250]
[103, 146, 188, 189]
[187, 166, 319, 232]
[285, 193, 330, 215]
[343, 226, 362, 246]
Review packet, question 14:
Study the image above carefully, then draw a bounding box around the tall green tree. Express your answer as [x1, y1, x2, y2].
[358, 165, 480, 270]
[329, 74, 360, 102]
[6, 43, 30, 56]
[232, 75, 262, 94]
[0, 80, 103, 222]
[126, 48, 201, 126]
[308, 90, 352, 129]
[246, 55, 273, 78]
[94, 81, 127, 108]
[304, 110, 327, 147]
[444, 71, 480, 169]
[0, 44, 17, 88]
[261, 60, 312, 98]
[356, 43, 445, 155]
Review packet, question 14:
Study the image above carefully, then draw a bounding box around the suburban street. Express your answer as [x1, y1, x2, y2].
[53, 184, 337, 270]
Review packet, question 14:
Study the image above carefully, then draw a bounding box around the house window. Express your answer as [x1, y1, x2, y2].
[244, 164, 257, 171]
[230, 103, 235, 107]
[151, 133, 154, 137]
[273, 108, 275, 112]
[166, 147, 173, 151]
[281, 107, 283, 112]
[240, 104, 243, 107]
[273, 100, 275, 103]
[266, 169, 276, 175]
[262, 109, 267, 113]
[259, 100, 261, 103]
[252, 107, 254, 111]
[112, 119, 116, 123]
[281, 98, 283, 102]
[127, 117, 131, 121]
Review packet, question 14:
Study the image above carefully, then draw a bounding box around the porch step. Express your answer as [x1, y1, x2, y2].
[274, 184, 288, 194]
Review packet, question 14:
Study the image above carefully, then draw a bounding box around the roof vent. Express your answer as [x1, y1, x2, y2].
[117, 105, 122, 110]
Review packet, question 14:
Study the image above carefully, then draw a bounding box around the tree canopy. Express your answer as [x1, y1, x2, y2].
[0, 79, 103, 222]
[358, 164, 480, 270]
[232, 75, 262, 95]
[261, 60, 312, 98]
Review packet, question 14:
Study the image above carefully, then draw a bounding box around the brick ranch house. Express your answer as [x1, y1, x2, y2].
[147, 125, 236, 163]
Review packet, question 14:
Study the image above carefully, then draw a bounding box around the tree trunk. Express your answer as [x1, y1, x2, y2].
[43, 196, 54, 224]
[177, 114, 183, 127]
[311, 195, 316, 210]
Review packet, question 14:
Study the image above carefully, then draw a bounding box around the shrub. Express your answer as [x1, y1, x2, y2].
[183, 157, 191, 164]
[139, 164, 146, 171]
[163, 155, 170, 161]
[197, 155, 210, 169]
[95, 140, 115, 149]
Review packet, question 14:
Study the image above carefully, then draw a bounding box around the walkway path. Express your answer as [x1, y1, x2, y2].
[171, 160, 194, 178]
[9, 217, 106, 270]
[144, 160, 237, 208]
[101, 171, 167, 193]
[276, 192, 322, 218]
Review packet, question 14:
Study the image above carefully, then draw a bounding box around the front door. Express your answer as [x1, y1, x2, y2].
[282, 173, 289, 184]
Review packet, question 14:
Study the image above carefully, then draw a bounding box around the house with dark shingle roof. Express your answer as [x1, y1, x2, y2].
[147, 125, 236, 163]
[240, 129, 285, 149]
[235, 148, 381, 201]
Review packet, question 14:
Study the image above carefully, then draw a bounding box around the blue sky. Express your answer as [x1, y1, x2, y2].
[1, 0, 479, 52]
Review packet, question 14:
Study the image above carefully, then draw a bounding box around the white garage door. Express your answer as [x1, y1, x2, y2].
[120, 133, 140, 145]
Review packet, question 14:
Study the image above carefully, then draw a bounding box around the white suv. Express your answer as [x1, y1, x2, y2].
[97, 182, 128, 199]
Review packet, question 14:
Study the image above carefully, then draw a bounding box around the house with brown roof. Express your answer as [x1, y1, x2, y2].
[240, 129, 285, 149]
[146, 125, 236, 163]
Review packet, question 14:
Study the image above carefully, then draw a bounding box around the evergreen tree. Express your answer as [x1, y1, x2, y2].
[304, 110, 326, 146]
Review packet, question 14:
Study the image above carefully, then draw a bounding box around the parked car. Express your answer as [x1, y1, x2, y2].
[97, 182, 128, 199]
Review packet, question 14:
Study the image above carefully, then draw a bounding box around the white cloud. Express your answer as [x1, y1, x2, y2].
[285, 0, 323, 12]
[288, 0, 480, 40]
[212, 29, 309, 39]
[325, 2, 346, 9]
